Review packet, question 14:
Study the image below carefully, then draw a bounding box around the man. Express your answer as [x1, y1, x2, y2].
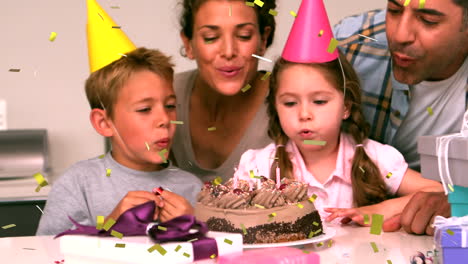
[334, 0, 468, 235]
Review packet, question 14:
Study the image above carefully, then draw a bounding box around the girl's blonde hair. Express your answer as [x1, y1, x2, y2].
[267, 53, 389, 207]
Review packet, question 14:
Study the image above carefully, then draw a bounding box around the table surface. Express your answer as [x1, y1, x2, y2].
[0, 223, 435, 264]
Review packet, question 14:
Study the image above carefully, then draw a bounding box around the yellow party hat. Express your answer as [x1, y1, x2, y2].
[87, 0, 136, 72]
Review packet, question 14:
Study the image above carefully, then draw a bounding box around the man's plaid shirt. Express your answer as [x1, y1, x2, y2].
[333, 9, 468, 145]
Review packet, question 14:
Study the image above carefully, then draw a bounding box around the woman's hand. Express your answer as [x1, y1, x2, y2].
[106, 191, 163, 222]
[324, 206, 376, 226]
[157, 189, 194, 222]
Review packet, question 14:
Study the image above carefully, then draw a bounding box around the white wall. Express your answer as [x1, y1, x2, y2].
[1, 0, 386, 182]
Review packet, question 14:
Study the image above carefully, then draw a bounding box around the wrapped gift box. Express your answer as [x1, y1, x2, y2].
[60, 231, 242, 264]
[418, 136, 468, 216]
[435, 224, 468, 264]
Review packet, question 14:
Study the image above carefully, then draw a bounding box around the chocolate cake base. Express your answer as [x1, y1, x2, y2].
[195, 202, 323, 244]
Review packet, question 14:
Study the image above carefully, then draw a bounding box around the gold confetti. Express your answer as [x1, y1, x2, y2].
[386, 172, 393, 179]
[308, 194, 318, 203]
[427, 107, 433, 116]
[313, 221, 319, 226]
[448, 184, 455, 193]
[359, 166, 365, 173]
[290, 11, 297, 17]
[111, 230, 123, 239]
[33, 172, 48, 192]
[240, 223, 247, 235]
[49, 32, 57, 42]
[96, 216, 104, 230]
[241, 84, 251, 92]
[112, 26, 121, 29]
[317, 242, 324, 247]
[157, 226, 167, 231]
[213, 176, 222, 185]
[364, 214, 370, 225]
[103, 218, 116, 231]
[2, 224, 16, 229]
[187, 238, 198, 242]
[269, 213, 277, 217]
[254, 0, 264, 7]
[308, 231, 314, 238]
[145, 142, 150, 151]
[148, 244, 166, 255]
[170, 120, 184, 125]
[303, 250, 310, 254]
[370, 214, 384, 235]
[175, 245, 182, 252]
[446, 229, 454, 235]
[207, 126, 217, 131]
[297, 203, 304, 209]
[418, 0, 425, 8]
[327, 38, 339, 53]
[318, 29, 324, 37]
[110, 6, 120, 9]
[159, 149, 168, 163]
[261, 72, 271, 81]
[224, 238, 233, 245]
[268, 9, 278, 16]
[9, 68, 20, 72]
[303, 140, 326, 146]
[314, 229, 322, 235]
[98, 154, 105, 159]
[106, 168, 111, 177]
[115, 243, 125, 248]
[210, 254, 217, 259]
[328, 240, 333, 247]
[387, 260, 393, 264]
[404, 0, 411, 6]
[370, 242, 379, 252]
[245, 1, 255, 7]
[254, 204, 265, 209]
[183, 252, 191, 258]
[249, 170, 255, 178]
[253, 176, 262, 179]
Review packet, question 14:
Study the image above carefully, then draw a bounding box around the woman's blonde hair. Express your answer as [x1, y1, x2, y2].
[267, 53, 389, 207]
[85, 47, 174, 119]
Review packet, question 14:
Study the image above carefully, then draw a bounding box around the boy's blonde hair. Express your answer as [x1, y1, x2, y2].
[85, 47, 174, 119]
[267, 52, 390, 207]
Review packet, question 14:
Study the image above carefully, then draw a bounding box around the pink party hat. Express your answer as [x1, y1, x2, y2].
[282, 0, 339, 63]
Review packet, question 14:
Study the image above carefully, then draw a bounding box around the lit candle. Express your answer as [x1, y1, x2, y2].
[276, 163, 281, 188]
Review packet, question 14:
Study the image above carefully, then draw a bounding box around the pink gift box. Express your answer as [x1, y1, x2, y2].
[218, 247, 320, 264]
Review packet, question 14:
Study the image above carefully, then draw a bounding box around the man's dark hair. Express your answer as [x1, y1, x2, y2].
[453, 0, 468, 30]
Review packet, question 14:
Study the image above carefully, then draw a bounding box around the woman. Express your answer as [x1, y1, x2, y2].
[172, 0, 277, 182]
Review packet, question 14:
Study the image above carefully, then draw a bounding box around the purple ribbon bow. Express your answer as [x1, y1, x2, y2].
[55, 201, 218, 261]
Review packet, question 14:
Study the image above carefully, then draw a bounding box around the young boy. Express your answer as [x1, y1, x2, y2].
[36, 47, 203, 236]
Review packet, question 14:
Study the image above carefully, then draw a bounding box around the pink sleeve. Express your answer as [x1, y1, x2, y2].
[234, 144, 276, 181]
[364, 140, 408, 195]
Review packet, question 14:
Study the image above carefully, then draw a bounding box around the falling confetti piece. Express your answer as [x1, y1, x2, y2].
[386, 172, 392, 179]
[327, 38, 339, 53]
[22, 248, 36, 250]
[111, 230, 123, 239]
[317, 242, 324, 247]
[304, 140, 327, 146]
[2, 224, 16, 229]
[103, 218, 116, 231]
[211, 254, 217, 258]
[187, 238, 198, 242]
[269, 213, 277, 217]
[115, 243, 125, 248]
[252, 54, 272, 63]
[240, 223, 247, 235]
[8, 69, 20, 72]
[370, 214, 384, 235]
[404, 0, 411, 6]
[241, 84, 251, 92]
[224, 238, 233, 245]
[313, 221, 319, 226]
[33, 172, 48, 192]
[448, 183, 455, 193]
[308, 231, 314, 238]
[269, 9, 278, 16]
[96, 215, 104, 230]
[170, 120, 184, 125]
[36, 205, 44, 214]
[364, 214, 370, 225]
[183, 252, 190, 258]
[318, 29, 324, 37]
[255, 204, 265, 209]
[447, 229, 454, 235]
[245, 1, 255, 7]
[254, 0, 264, 7]
[358, 34, 378, 42]
[419, 0, 425, 8]
[159, 149, 168, 163]
[359, 166, 365, 173]
[213, 176, 222, 185]
[148, 244, 166, 255]
[98, 154, 105, 159]
[303, 250, 310, 254]
[290, 11, 297, 17]
[207, 127, 217, 131]
[175, 245, 182, 252]
[370, 242, 379, 252]
[387, 260, 393, 264]
[253, 176, 262, 179]
[261, 72, 271, 81]
[145, 142, 150, 151]
[110, 6, 120, 9]
[308, 194, 318, 202]
[157, 226, 167, 231]
[314, 229, 322, 235]
[427, 107, 433, 116]
[112, 26, 121, 29]
[249, 170, 255, 178]
[49, 32, 57, 42]
[328, 240, 333, 247]
[106, 168, 111, 177]
[297, 203, 304, 209]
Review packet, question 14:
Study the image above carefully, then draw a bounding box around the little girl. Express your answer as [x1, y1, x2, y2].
[234, 52, 443, 225]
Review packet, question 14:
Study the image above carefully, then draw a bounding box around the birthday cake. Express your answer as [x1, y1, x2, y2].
[194, 177, 323, 244]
